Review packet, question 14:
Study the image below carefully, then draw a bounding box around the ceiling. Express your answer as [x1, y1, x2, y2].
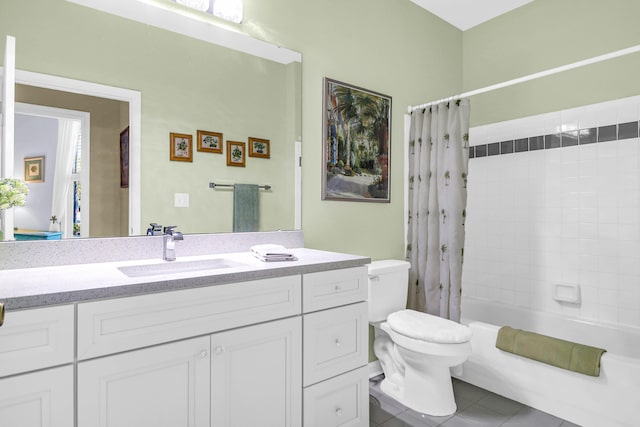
[410, 0, 534, 31]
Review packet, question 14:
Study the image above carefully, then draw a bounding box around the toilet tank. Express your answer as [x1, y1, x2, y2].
[368, 260, 411, 322]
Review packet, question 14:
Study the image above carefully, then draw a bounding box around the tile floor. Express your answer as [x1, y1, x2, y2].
[369, 375, 581, 427]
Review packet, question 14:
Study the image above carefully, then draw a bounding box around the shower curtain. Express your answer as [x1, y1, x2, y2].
[406, 100, 470, 322]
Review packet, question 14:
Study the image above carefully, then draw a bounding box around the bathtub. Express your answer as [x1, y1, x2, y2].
[456, 297, 640, 427]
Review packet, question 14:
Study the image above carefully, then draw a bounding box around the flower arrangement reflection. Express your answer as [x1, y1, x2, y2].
[0, 178, 29, 210]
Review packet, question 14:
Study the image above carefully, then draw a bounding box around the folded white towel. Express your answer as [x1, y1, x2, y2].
[250, 244, 297, 262]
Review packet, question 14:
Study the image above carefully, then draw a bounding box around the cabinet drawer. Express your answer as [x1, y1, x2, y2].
[78, 275, 301, 359]
[303, 302, 368, 386]
[303, 366, 369, 427]
[0, 305, 74, 377]
[303, 266, 367, 313]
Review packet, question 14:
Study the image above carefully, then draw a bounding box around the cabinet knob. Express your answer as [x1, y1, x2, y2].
[0, 302, 4, 327]
[199, 350, 208, 359]
[334, 285, 340, 292]
[335, 338, 341, 347]
[335, 408, 343, 417]
[214, 346, 225, 355]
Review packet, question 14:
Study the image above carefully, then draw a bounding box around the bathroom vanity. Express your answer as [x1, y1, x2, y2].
[0, 234, 370, 427]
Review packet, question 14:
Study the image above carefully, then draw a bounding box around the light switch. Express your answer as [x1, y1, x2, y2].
[174, 193, 189, 208]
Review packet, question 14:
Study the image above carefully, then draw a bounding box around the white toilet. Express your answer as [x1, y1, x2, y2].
[368, 260, 472, 416]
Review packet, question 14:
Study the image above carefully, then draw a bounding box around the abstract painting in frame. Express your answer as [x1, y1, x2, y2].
[322, 77, 391, 202]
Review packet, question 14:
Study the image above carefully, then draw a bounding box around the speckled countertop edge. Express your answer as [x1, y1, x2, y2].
[1, 248, 370, 310]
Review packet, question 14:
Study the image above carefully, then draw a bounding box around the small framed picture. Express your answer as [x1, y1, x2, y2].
[226, 141, 246, 167]
[24, 156, 44, 183]
[248, 137, 270, 159]
[197, 130, 223, 154]
[120, 126, 129, 188]
[170, 132, 193, 162]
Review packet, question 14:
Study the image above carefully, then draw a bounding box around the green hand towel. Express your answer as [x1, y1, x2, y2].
[496, 326, 606, 377]
[233, 184, 259, 232]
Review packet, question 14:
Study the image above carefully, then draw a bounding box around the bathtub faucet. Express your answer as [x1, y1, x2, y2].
[162, 226, 183, 261]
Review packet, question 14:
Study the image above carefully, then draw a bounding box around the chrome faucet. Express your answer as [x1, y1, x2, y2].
[162, 226, 183, 261]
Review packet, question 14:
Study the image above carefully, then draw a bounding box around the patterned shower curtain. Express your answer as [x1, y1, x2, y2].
[406, 100, 470, 322]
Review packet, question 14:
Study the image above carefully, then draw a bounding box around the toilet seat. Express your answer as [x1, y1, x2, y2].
[381, 322, 471, 357]
[387, 309, 472, 344]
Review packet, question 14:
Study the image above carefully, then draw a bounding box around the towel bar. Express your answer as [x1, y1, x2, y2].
[209, 182, 271, 190]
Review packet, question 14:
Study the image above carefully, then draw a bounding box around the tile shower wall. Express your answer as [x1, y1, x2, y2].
[463, 96, 640, 329]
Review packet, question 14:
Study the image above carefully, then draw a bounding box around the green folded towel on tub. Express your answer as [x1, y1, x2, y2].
[496, 326, 606, 377]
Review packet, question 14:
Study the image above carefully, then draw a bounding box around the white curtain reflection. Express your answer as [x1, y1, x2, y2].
[51, 119, 80, 237]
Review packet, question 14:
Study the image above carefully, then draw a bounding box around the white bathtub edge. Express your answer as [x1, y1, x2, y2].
[455, 320, 638, 427]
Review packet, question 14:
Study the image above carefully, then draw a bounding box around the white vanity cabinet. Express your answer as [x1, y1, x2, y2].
[302, 266, 369, 427]
[76, 275, 302, 427]
[0, 255, 370, 427]
[0, 305, 75, 427]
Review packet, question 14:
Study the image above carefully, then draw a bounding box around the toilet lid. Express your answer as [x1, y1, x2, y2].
[386, 309, 471, 344]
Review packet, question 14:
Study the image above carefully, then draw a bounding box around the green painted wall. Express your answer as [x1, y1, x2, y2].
[463, 0, 640, 127]
[240, 0, 463, 260]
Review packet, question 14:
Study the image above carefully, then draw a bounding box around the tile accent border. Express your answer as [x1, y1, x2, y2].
[470, 120, 639, 158]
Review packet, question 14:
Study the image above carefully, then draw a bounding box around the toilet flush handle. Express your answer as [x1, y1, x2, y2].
[369, 275, 379, 281]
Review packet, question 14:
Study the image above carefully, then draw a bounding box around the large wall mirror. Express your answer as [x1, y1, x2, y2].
[0, 0, 302, 242]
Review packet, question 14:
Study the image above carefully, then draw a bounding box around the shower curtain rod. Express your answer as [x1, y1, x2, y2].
[209, 182, 272, 190]
[408, 44, 640, 113]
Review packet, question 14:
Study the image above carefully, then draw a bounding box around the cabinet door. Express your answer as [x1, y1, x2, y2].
[78, 336, 210, 427]
[211, 316, 302, 427]
[0, 365, 73, 427]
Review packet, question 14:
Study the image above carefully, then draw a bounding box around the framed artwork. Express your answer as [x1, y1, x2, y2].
[24, 156, 44, 183]
[248, 137, 270, 159]
[120, 126, 129, 188]
[170, 132, 193, 162]
[322, 77, 392, 203]
[197, 130, 223, 154]
[226, 141, 246, 167]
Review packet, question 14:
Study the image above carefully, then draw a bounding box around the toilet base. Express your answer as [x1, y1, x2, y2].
[372, 321, 470, 417]
[379, 361, 458, 417]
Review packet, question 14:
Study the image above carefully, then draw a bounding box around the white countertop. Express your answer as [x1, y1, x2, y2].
[0, 248, 370, 310]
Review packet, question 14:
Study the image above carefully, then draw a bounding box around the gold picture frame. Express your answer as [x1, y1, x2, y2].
[24, 156, 44, 183]
[197, 130, 223, 154]
[170, 132, 193, 162]
[226, 141, 246, 167]
[248, 137, 270, 159]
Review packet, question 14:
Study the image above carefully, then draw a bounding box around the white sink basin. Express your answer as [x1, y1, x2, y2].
[118, 258, 244, 278]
